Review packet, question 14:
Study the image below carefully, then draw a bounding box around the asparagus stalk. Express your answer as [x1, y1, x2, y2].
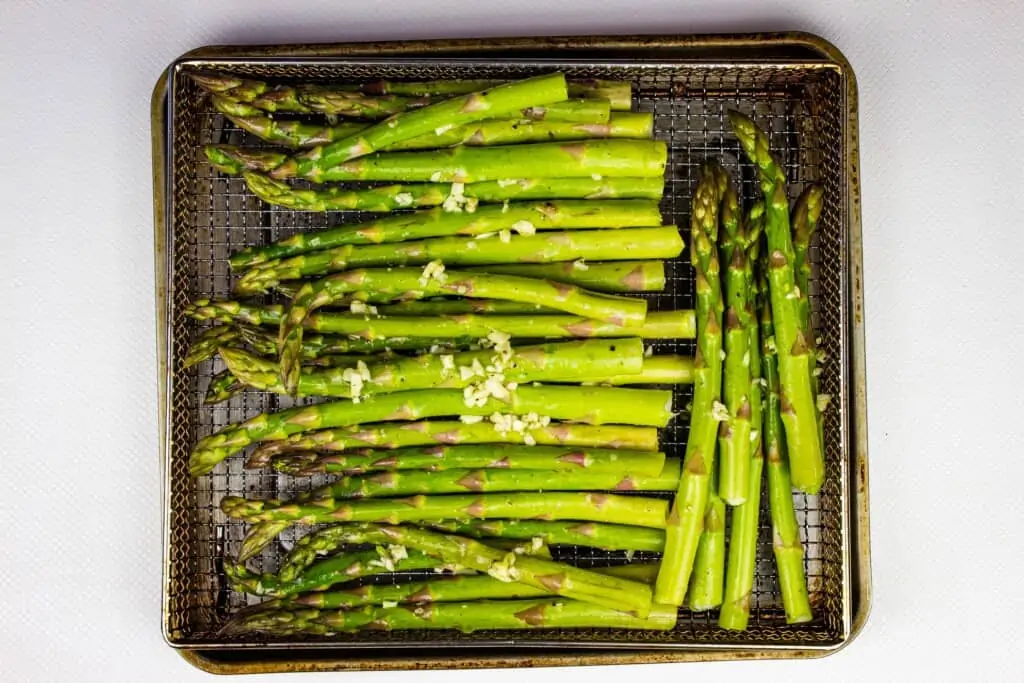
[386, 113, 653, 151]
[191, 74, 315, 113]
[277, 270, 647, 392]
[466, 260, 665, 293]
[260, 443, 666, 476]
[375, 299, 557, 315]
[761, 275, 813, 624]
[227, 598, 675, 636]
[423, 519, 665, 553]
[245, 173, 664, 213]
[221, 491, 670, 529]
[332, 77, 632, 110]
[269, 74, 569, 179]
[206, 139, 668, 184]
[718, 436, 765, 630]
[655, 162, 725, 606]
[729, 110, 823, 494]
[235, 227, 681, 294]
[221, 337, 644, 399]
[183, 325, 242, 368]
[228, 197, 659, 270]
[284, 457, 679, 501]
[718, 207, 767, 628]
[247, 421, 660, 470]
[205, 369, 244, 404]
[225, 548, 445, 597]
[229, 199, 663, 269]
[717, 180, 753, 505]
[687, 456, 726, 611]
[282, 564, 658, 611]
[575, 355, 695, 385]
[792, 184, 826, 449]
[190, 385, 674, 475]
[212, 95, 366, 146]
[234, 323, 473, 358]
[194, 73, 631, 112]
[187, 300, 694, 341]
[272, 523, 654, 615]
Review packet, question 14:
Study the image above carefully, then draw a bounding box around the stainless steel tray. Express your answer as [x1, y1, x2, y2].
[152, 31, 871, 673]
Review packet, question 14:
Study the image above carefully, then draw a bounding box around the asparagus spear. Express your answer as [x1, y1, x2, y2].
[225, 548, 445, 597]
[190, 385, 673, 475]
[279, 564, 658, 611]
[717, 205, 768, 628]
[332, 77, 632, 111]
[227, 598, 675, 636]
[234, 323, 473, 358]
[194, 73, 631, 113]
[206, 139, 668, 183]
[183, 325, 242, 368]
[387, 113, 653, 150]
[221, 491, 670, 529]
[260, 443, 666, 476]
[717, 180, 753, 505]
[283, 458, 680, 502]
[575, 356, 695, 385]
[267, 73, 568, 179]
[374, 299, 557, 315]
[212, 95, 366, 146]
[222, 104, 650, 151]
[205, 369, 244, 404]
[222, 337, 644, 399]
[729, 110, 823, 494]
[230, 197, 663, 270]
[761, 273, 813, 624]
[277, 270, 647, 392]
[191, 74, 315, 113]
[466, 261, 665, 293]
[422, 519, 665, 553]
[229, 199, 663, 269]
[655, 162, 725, 606]
[792, 184, 826, 449]
[245, 173, 663, 213]
[235, 227, 682, 294]
[187, 301, 693, 341]
[247, 421, 660, 470]
[272, 523, 654, 615]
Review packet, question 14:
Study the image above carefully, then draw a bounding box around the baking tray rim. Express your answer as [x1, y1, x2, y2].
[152, 30, 871, 673]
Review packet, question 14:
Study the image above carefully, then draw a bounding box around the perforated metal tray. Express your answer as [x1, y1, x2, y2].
[153, 32, 870, 673]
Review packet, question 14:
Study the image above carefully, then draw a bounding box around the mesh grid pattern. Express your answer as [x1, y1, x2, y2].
[165, 59, 849, 649]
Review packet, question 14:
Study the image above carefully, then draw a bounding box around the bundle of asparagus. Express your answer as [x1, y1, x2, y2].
[184, 71, 821, 637]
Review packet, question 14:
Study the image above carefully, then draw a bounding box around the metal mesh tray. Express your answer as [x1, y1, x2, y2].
[153, 32, 870, 672]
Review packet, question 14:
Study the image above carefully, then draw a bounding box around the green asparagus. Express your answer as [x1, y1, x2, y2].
[235, 227, 681, 294]
[422, 519, 665, 553]
[246, 421, 660, 470]
[226, 598, 675, 636]
[245, 172, 664, 213]
[221, 337, 644, 399]
[229, 199, 663, 269]
[206, 139, 668, 184]
[261, 443, 666, 476]
[655, 162, 725, 606]
[466, 260, 665, 293]
[761, 271, 813, 624]
[269, 74, 568, 179]
[273, 523, 653, 615]
[190, 385, 673, 475]
[221, 491, 670, 529]
[729, 110, 822, 494]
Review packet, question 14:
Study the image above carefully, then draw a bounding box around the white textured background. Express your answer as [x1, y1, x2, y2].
[1, 1, 1022, 680]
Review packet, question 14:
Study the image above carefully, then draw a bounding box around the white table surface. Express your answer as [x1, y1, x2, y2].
[2, 1, 1022, 680]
